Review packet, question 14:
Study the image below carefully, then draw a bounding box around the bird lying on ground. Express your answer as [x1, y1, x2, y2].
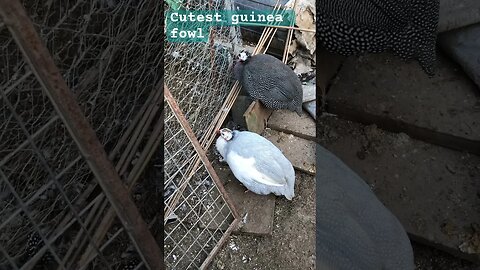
[233, 51, 303, 115]
[317, 0, 440, 76]
[215, 128, 295, 200]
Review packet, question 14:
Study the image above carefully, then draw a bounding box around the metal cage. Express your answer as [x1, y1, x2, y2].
[0, 0, 163, 269]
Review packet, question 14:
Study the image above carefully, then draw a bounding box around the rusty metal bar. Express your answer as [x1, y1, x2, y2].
[0, 1, 164, 269]
[200, 219, 240, 270]
[63, 85, 162, 268]
[78, 89, 162, 264]
[165, 85, 239, 220]
[78, 104, 164, 268]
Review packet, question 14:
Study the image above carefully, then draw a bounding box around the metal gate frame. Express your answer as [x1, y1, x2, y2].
[164, 86, 240, 269]
[0, 0, 164, 269]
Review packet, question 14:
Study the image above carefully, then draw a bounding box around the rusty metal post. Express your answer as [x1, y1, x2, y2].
[164, 85, 240, 220]
[0, 1, 164, 269]
[165, 85, 240, 269]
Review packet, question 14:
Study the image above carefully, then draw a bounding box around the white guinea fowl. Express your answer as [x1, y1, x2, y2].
[215, 128, 295, 200]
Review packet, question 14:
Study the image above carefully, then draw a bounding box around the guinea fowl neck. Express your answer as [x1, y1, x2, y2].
[215, 137, 228, 159]
[233, 61, 245, 81]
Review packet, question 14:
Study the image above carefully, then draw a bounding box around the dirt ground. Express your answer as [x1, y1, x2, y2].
[413, 242, 478, 270]
[316, 114, 479, 270]
[205, 113, 479, 270]
[210, 170, 316, 270]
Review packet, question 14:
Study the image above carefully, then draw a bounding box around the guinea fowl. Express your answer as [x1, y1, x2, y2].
[317, 0, 440, 75]
[233, 51, 303, 115]
[216, 128, 295, 200]
[317, 145, 414, 270]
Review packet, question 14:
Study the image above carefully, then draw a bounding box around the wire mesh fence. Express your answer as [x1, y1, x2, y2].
[164, 88, 238, 270]
[0, 0, 163, 269]
[163, 0, 241, 269]
[164, 0, 240, 142]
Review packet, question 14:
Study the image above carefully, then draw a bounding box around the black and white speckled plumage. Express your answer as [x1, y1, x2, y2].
[317, 0, 440, 75]
[25, 232, 54, 267]
[121, 257, 142, 270]
[233, 53, 303, 115]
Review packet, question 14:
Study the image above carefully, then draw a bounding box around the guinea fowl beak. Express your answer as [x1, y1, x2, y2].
[215, 129, 220, 135]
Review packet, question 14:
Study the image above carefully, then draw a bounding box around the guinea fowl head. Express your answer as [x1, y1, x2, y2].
[238, 50, 251, 62]
[216, 128, 235, 159]
[218, 128, 233, 141]
[232, 50, 251, 80]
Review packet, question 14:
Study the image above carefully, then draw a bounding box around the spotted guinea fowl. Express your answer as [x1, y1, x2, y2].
[216, 128, 295, 200]
[317, 0, 440, 75]
[233, 51, 303, 115]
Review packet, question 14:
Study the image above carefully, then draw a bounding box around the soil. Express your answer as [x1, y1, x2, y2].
[316, 114, 479, 270]
[210, 171, 316, 270]
[413, 242, 479, 270]
[206, 113, 478, 270]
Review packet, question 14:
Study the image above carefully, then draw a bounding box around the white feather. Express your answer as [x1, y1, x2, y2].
[227, 152, 285, 187]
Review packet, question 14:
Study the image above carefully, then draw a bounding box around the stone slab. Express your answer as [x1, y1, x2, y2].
[264, 129, 316, 175]
[303, 100, 316, 120]
[302, 80, 316, 103]
[327, 53, 480, 155]
[439, 0, 480, 32]
[224, 180, 276, 236]
[210, 154, 277, 236]
[268, 110, 316, 140]
[317, 115, 480, 262]
[439, 23, 480, 89]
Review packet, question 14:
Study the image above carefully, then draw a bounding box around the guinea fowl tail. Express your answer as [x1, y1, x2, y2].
[284, 188, 294, 200]
[285, 181, 295, 200]
[292, 104, 303, 116]
[296, 108, 303, 116]
[391, 0, 439, 76]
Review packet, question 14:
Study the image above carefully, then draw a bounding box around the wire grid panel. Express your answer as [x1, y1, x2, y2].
[0, 0, 162, 269]
[164, 98, 237, 269]
[0, 68, 147, 270]
[165, 0, 240, 142]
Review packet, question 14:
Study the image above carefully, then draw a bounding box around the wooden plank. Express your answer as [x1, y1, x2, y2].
[244, 101, 273, 134]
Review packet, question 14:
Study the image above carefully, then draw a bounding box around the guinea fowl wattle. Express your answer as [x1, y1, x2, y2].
[233, 51, 303, 115]
[216, 128, 295, 200]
